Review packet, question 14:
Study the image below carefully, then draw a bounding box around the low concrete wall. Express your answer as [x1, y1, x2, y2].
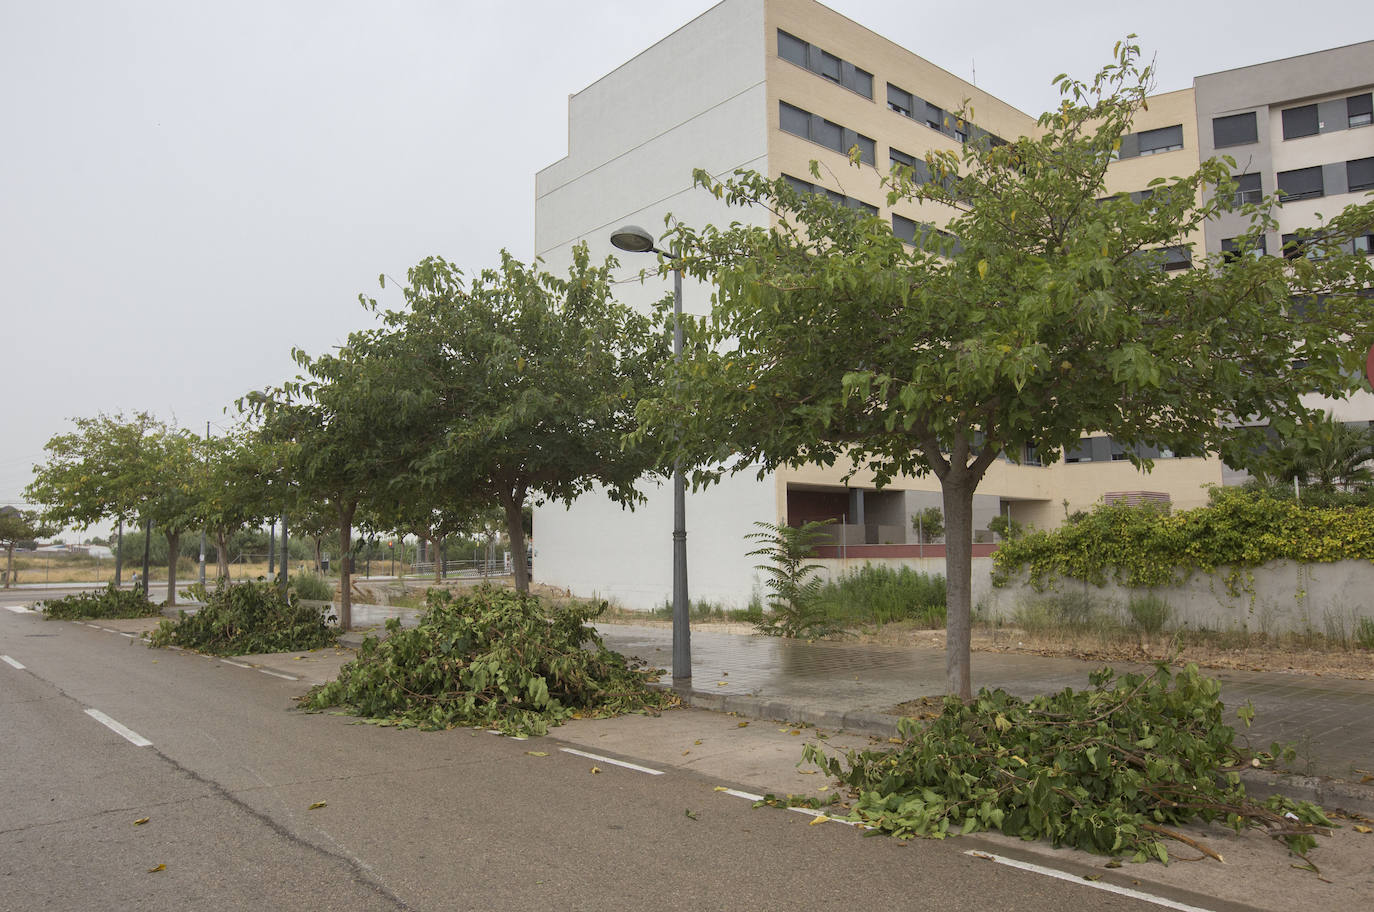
[981, 559, 1374, 635]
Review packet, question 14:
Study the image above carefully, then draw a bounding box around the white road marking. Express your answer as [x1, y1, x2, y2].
[719, 787, 764, 801]
[121, 632, 137, 638]
[1, 655, 24, 669]
[221, 659, 252, 669]
[964, 850, 1215, 912]
[86, 623, 102, 628]
[559, 748, 664, 776]
[5, 605, 33, 614]
[84, 708, 153, 747]
[257, 669, 298, 681]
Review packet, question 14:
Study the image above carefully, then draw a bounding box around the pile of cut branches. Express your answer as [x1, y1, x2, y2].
[149, 580, 337, 655]
[41, 583, 161, 620]
[304, 586, 675, 735]
[805, 663, 1331, 863]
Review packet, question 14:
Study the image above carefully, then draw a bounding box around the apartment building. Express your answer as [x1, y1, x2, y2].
[531, 0, 1374, 610]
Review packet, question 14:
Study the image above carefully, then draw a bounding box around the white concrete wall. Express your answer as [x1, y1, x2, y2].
[533, 0, 777, 611]
[983, 560, 1374, 635]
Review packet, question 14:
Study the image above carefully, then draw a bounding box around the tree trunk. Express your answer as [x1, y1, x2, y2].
[215, 529, 230, 581]
[165, 530, 181, 607]
[502, 490, 529, 594]
[337, 501, 356, 631]
[941, 474, 976, 700]
[313, 537, 323, 573]
[433, 536, 443, 583]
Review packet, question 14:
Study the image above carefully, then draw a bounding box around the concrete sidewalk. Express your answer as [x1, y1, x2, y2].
[594, 622, 1374, 813]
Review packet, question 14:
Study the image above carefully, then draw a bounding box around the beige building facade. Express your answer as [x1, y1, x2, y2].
[531, 0, 1372, 610]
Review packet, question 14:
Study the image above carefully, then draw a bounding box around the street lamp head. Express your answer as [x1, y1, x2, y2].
[610, 225, 658, 254]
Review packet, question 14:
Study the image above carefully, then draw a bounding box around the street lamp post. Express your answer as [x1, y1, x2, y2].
[611, 225, 691, 686]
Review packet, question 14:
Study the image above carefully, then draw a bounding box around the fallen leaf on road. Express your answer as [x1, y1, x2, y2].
[817, 786, 828, 792]
[736, 721, 749, 728]
[1354, 825, 1372, 834]
[717, 682, 727, 686]
[308, 801, 327, 810]
[147, 864, 165, 873]
[133, 817, 150, 826]
[808, 815, 829, 826]
[685, 810, 699, 820]
[682, 750, 690, 755]
[713, 786, 728, 792]
[590, 766, 601, 774]
[797, 770, 818, 775]
[694, 740, 702, 745]
[525, 751, 548, 757]
[789, 730, 801, 736]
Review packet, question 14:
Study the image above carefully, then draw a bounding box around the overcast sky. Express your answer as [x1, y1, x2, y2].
[3, 0, 1369, 523]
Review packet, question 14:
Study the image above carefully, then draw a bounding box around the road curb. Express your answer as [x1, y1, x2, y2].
[670, 686, 1374, 816]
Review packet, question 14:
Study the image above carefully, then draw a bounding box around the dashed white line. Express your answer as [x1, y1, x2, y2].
[5, 605, 33, 614]
[84, 708, 153, 747]
[85, 623, 102, 629]
[964, 850, 1215, 912]
[559, 748, 664, 776]
[221, 659, 253, 669]
[1, 655, 24, 669]
[257, 669, 298, 681]
[719, 787, 764, 801]
[120, 632, 137, 638]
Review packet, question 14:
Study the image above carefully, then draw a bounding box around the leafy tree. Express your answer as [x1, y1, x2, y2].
[911, 506, 944, 543]
[26, 411, 200, 604]
[0, 507, 53, 588]
[196, 428, 280, 581]
[362, 244, 668, 594]
[244, 341, 413, 629]
[644, 43, 1374, 698]
[745, 520, 837, 637]
[1245, 412, 1374, 492]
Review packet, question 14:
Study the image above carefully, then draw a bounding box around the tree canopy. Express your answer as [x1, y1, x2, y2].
[641, 42, 1374, 698]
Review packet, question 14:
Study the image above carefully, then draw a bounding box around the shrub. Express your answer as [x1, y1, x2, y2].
[746, 520, 839, 638]
[290, 573, 334, 602]
[149, 581, 338, 655]
[1126, 593, 1172, 636]
[304, 586, 675, 735]
[804, 663, 1330, 862]
[814, 565, 946, 628]
[1013, 590, 1101, 636]
[40, 583, 161, 620]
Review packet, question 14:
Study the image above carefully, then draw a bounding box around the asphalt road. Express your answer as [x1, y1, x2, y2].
[1, 606, 1247, 912]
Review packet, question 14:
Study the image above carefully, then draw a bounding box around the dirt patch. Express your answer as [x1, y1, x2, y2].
[850, 623, 1374, 680]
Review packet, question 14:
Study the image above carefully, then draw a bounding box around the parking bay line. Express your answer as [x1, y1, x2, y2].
[1, 655, 24, 669]
[84, 708, 153, 747]
[559, 748, 664, 776]
[964, 850, 1215, 912]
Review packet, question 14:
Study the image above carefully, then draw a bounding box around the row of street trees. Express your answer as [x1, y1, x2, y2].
[23, 44, 1374, 696]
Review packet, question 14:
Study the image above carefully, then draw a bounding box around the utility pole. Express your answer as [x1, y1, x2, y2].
[141, 520, 152, 597]
[199, 421, 208, 587]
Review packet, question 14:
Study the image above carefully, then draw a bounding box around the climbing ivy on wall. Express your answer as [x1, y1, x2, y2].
[991, 488, 1374, 591]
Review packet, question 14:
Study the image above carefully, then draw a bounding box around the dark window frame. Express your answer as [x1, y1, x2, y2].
[1281, 103, 1320, 140]
[1276, 165, 1324, 202]
[1347, 156, 1374, 193]
[1349, 93, 1373, 128]
[1137, 124, 1184, 155]
[1212, 111, 1258, 148]
[775, 29, 873, 99]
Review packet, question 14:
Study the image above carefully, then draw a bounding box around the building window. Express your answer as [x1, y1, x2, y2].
[1355, 234, 1373, 255]
[775, 30, 873, 99]
[1281, 103, 1320, 140]
[890, 146, 935, 186]
[892, 214, 962, 254]
[1232, 172, 1262, 206]
[1137, 124, 1183, 155]
[779, 102, 874, 165]
[1281, 232, 1324, 260]
[1159, 245, 1192, 271]
[1277, 166, 1324, 201]
[885, 81, 1004, 147]
[1348, 157, 1374, 193]
[1349, 93, 1373, 128]
[1221, 235, 1267, 262]
[781, 174, 878, 215]
[1213, 111, 1258, 148]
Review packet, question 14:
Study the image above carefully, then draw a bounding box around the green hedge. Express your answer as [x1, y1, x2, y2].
[992, 487, 1374, 591]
